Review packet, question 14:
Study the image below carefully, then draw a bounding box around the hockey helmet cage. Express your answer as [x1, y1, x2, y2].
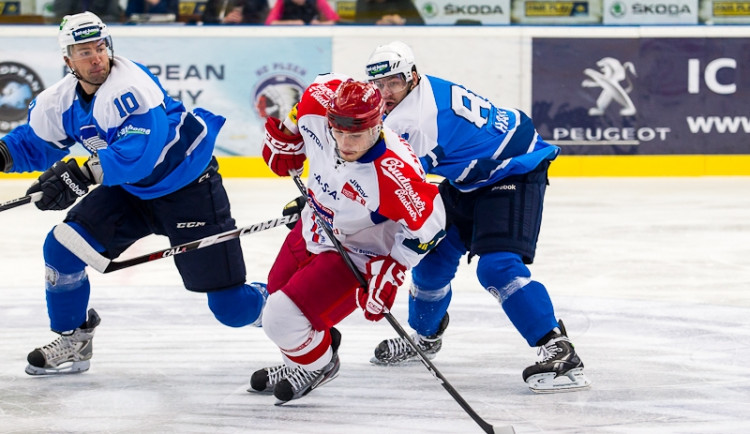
[365, 41, 416, 82]
[58, 12, 112, 57]
[327, 80, 385, 132]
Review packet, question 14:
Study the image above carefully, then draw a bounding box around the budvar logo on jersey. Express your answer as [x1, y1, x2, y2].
[72, 26, 101, 41]
[0, 62, 44, 134]
[380, 157, 426, 222]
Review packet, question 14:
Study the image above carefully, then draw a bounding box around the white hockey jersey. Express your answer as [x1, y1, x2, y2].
[283, 75, 446, 272]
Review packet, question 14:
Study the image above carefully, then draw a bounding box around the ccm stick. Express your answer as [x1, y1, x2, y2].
[290, 172, 514, 434]
[53, 213, 299, 274]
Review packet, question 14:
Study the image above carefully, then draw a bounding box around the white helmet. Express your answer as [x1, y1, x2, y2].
[364, 41, 416, 82]
[58, 12, 112, 57]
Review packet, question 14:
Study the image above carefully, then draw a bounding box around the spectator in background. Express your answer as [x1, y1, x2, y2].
[265, 0, 339, 25]
[53, 0, 123, 22]
[355, 0, 423, 25]
[125, 0, 178, 17]
[202, 0, 269, 24]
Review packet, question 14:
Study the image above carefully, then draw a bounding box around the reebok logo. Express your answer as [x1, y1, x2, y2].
[61, 172, 87, 196]
[492, 184, 516, 192]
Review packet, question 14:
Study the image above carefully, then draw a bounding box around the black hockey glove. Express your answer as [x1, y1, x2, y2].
[0, 140, 13, 172]
[27, 159, 94, 211]
[282, 195, 306, 229]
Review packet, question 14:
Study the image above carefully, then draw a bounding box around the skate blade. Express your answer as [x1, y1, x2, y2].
[273, 368, 341, 406]
[25, 360, 90, 376]
[369, 352, 437, 366]
[526, 368, 591, 393]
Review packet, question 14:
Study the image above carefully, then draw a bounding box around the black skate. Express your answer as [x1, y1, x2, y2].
[371, 313, 449, 366]
[249, 364, 293, 393]
[273, 327, 341, 405]
[25, 308, 101, 376]
[522, 319, 591, 393]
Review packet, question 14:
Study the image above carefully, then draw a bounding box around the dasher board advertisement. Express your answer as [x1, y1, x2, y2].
[603, 0, 699, 24]
[532, 37, 750, 155]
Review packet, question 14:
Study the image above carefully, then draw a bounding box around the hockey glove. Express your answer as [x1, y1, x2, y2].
[27, 159, 94, 211]
[0, 139, 13, 172]
[282, 195, 306, 229]
[358, 255, 406, 322]
[261, 116, 305, 177]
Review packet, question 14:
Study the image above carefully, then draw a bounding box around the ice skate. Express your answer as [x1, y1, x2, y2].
[249, 364, 293, 393]
[522, 319, 591, 393]
[370, 313, 448, 365]
[273, 327, 341, 405]
[25, 308, 101, 376]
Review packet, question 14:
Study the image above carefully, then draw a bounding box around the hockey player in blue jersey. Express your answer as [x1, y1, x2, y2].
[0, 12, 267, 375]
[363, 41, 590, 392]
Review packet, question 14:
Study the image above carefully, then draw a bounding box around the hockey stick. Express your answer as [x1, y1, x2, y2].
[53, 213, 299, 274]
[0, 192, 41, 212]
[290, 172, 514, 434]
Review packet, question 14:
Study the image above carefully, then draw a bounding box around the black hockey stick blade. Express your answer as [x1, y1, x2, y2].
[290, 172, 514, 434]
[53, 213, 299, 274]
[0, 192, 41, 212]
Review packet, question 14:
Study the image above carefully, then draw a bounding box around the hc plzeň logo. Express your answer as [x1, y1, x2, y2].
[582, 57, 638, 116]
[0, 62, 44, 134]
[252, 74, 305, 120]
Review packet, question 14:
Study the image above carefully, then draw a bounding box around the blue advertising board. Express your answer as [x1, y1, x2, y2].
[532, 37, 750, 155]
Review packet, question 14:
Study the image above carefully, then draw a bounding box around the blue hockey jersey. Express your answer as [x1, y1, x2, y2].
[383, 75, 559, 192]
[1, 56, 224, 199]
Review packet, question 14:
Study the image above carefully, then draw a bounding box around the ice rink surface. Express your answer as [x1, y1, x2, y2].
[1, 176, 749, 433]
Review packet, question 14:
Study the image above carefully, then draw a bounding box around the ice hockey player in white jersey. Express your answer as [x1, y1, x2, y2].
[364, 41, 590, 393]
[248, 77, 446, 404]
[0, 12, 268, 376]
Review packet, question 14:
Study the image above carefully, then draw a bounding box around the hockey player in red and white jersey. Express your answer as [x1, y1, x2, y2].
[248, 76, 446, 404]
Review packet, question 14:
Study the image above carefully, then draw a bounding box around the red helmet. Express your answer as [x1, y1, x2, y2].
[327, 80, 385, 132]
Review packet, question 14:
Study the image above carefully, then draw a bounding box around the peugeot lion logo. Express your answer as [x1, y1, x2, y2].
[582, 57, 637, 116]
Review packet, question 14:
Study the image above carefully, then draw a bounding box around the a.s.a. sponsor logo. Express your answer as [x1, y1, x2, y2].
[0, 62, 44, 134]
